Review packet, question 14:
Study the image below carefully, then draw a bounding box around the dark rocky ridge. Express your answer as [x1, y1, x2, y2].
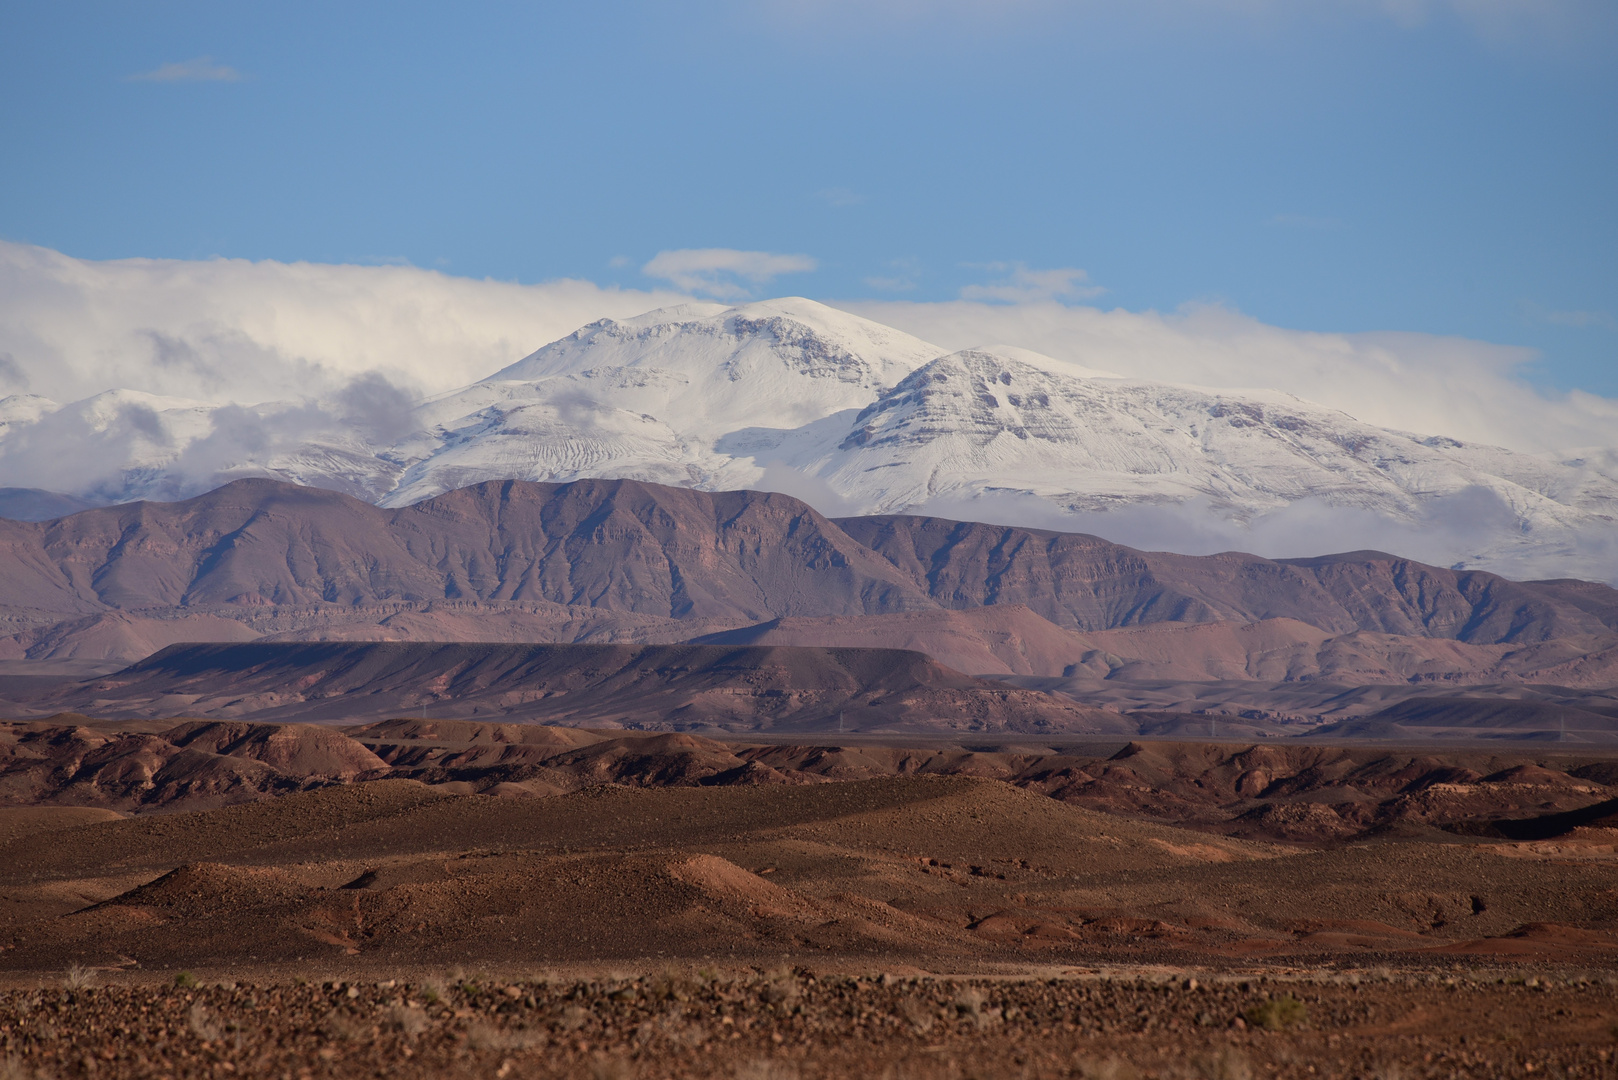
[22, 640, 1123, 733]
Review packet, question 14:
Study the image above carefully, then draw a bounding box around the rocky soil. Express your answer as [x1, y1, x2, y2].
[3, 969, 1616, 1079]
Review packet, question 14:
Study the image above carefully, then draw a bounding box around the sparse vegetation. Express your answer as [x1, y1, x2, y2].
[1193, 1049, 1253, 1080]
[60, 963, 93, 991]
[1071, 1056, 1140, 1080]
[173, 971, 197, 989]
[898, 994, 935, 1034]
[735, 1060, 799, 1080]
[187, 1002, 222, 1042]
[1244, 995, 1308, 1031]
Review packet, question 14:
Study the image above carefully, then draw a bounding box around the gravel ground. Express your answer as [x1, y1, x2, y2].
[3, 968, 1616, 1079]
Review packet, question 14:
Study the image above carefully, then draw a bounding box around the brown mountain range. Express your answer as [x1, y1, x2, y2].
[0, 477, 1613, 734]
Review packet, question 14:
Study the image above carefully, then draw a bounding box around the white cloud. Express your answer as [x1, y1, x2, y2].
[0, 241, 693, 407]
[959, 264, 1105, 304]
[834, 296, 1618, 458]
[641, 248, 818, 299]
[128, 57, 243, 83]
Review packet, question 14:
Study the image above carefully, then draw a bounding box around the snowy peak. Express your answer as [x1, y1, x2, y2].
[490, 297, 942, 392]
[380, 298, 953, 506]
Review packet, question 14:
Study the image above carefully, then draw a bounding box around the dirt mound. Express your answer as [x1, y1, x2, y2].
[164, 721, 387, 778]
[0, 805, 122, 844]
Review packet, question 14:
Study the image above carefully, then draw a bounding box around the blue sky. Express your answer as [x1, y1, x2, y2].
[3, 0, 1615, 394]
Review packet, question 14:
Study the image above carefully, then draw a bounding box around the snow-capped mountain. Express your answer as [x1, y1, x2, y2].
[1, 298, 1614, 581]
[381, 298, 942, 504]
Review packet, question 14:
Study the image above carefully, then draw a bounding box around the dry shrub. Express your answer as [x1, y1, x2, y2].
[1244, 995, 1308, 1031]
[320, 1011, 366, 1042]
[588, 1056, 635, 1080]
[1193, 1049, 1252, 1080]
[651, 968, 696, 1002]
[1071, 1057, 1139, 1080]
[187, 1002, 223, 1042]
[61, 964, 93, 991]
[899, 994, 936, 1034]
[953, 987, 1001, 1030]
[0, 1054, 51, 1080]
[760, 967, 799, 1006]
[385, 1005, 430, 1036]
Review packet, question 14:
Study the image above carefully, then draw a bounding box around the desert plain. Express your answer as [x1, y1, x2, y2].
[4, 714, 1618, 1078]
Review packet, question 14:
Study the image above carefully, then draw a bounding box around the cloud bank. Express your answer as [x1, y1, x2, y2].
[0, 241, 692, 406]
[836, 297, 1618, 460]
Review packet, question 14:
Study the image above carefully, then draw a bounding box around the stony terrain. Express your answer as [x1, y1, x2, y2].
[4, 969, 1617, 1079]
[7, 716, 1618, 840]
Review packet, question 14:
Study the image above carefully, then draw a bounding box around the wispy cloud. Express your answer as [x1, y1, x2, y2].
[959, 263, 1104, 304]
[837, 295, 1618, 459]
[1268, 212, 1344, 230]
[814, 187, 864, 208]
[128, 56, 243, 83]
[0, 240, 693, 407]
[1520, 300, 1616, 330]
[641, 248, 818, 299]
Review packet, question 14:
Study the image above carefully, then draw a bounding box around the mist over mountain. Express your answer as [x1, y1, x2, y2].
[0, 296, 1613, 582]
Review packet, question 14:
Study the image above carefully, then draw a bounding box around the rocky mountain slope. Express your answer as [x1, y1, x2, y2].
[1, 299, 1612, 580]
[0, 477, 1613, 735]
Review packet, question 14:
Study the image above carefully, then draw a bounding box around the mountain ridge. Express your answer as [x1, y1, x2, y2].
[0, 477, 1614, 705]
